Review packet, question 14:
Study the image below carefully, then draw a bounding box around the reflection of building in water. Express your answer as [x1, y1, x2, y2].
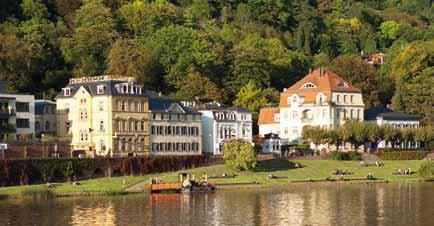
[306, 189, 332, 226]
[70, 202, 116, 226]
[377, 186, 385, 226]
[258, 192, 304, 226]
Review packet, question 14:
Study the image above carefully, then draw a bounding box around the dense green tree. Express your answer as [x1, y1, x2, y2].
[118, 0, 180, 36]
[61, 0, 117, 76]
[234, 80, 279, 122]
[390, 40, 434, 124]
[106, 38, 156, 88]
[173, 70, 223, 102]
[223, 139, 257, 171]
[330, 55, 381, 108]
[146, 25, 218, 89]
[379, 20, 401, 48]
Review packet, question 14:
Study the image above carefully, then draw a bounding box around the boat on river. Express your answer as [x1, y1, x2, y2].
[150, 173, 216, 194]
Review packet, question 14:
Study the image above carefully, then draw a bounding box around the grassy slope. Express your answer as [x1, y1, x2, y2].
[0, 160, 425, 196]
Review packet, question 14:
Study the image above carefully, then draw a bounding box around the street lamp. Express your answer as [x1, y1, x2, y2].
[41, 133, 45, 158]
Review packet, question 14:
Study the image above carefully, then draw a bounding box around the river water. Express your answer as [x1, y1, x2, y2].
[0, 182, 433, 226]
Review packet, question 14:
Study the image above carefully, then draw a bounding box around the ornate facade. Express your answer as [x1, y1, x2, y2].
[56, 76, 150, 157]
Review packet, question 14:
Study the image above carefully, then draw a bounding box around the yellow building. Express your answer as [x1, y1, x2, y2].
[56, 76, 149, 157]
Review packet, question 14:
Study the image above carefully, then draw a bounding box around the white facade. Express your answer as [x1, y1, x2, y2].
[365, 109, 420, 149]
[261, 134, 281, 153]
[199, 107, 252, 155]
[279, 92, 364, 144]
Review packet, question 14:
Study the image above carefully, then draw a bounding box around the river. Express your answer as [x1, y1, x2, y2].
[0, 182, 433, 226]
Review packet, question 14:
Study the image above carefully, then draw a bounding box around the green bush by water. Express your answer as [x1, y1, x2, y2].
[418, 161, 434, 180]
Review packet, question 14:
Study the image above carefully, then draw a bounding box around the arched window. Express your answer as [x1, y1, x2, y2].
[337, 82, 349, 87]
[301, 82, 317, 89]
[100, 139, 106, 151]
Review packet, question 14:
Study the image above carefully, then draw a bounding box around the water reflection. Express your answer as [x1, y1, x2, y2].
[0, 183, 433, 226]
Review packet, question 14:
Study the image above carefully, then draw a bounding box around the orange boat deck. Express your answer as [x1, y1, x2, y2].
[150, 182, 182, 193]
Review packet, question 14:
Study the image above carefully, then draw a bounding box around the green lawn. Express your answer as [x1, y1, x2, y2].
[0, 159, 426, 197]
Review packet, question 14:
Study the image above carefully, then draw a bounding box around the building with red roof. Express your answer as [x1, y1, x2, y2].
[258, 68, 364, 144]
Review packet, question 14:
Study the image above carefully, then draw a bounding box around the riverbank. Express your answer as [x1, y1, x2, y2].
[0, 159, 428, 198]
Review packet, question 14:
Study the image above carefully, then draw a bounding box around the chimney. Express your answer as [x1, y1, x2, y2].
[309, 68, 312, 74]
[319, 67, 324, 77]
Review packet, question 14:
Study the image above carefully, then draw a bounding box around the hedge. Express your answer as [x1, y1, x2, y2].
[330, 151, 361, 161]
[377, 151, 428, 160]
[0, 155, 214, 187]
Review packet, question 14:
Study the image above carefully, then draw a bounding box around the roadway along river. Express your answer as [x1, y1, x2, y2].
[0, 182, 433, 226]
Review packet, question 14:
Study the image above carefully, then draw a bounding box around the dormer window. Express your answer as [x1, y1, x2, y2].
[301, 83, 316, 89]
[64, 88, 71, 96]
[337, 82, 349, 88]
[97, 85, 105, 94]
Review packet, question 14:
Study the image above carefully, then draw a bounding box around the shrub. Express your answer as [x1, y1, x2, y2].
[377, 151, 428, 160]
[223, 139, 257, 171]
[418, 161, 434, 180]
[330, 151, 361, 161]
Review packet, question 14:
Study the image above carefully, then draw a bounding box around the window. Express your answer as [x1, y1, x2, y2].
[343, 95, 347, 103]
[357, 109, 361, 120]
[140, 120, 145, 131]
[80, 109, 87, 120]
[284, 127, 289, 135]
[100, 121, 105, 132]
[292, 127, 298, 136]
[98, 101, 104, 111]
[100, 140, 106, 151]
[97, 85, 105, 94]
[350, 109, 354, 119]
[350, 95, 354, 104]
[64, 88, 71, 96]
[35, 121, 41, 131]
[16, 102, 29, 112]
[337, 95, 340, 103]
[65, 121, 71, 133]
[45, 121, 50, 131]
[337, 82, 349, 87]
[121, 101, 126, 111]
[301, 82, 316, 89]
[291, 110, 298, 120]
[80, 98, 86, 104]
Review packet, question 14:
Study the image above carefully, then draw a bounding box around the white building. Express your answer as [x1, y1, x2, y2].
[0, 81, 35, 141]
[364, 106, 420, 148]
[259, 68, 364, 145]
[198, 106, 252, 155]
[261, 133, 281, 153]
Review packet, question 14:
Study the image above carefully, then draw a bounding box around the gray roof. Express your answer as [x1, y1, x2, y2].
[56, 80, 150, 98]
[196, 104, 251, 113]
[364, 107, 420, 121]
[149, 98, 199, 114]
[35, 100, 55, 115]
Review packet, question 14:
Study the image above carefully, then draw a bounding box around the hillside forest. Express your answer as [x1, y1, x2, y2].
[0, 0, 433, 124]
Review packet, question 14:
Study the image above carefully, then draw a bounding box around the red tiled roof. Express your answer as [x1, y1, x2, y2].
[258, 107, 280, 124]
[279, 69, 361, 107]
